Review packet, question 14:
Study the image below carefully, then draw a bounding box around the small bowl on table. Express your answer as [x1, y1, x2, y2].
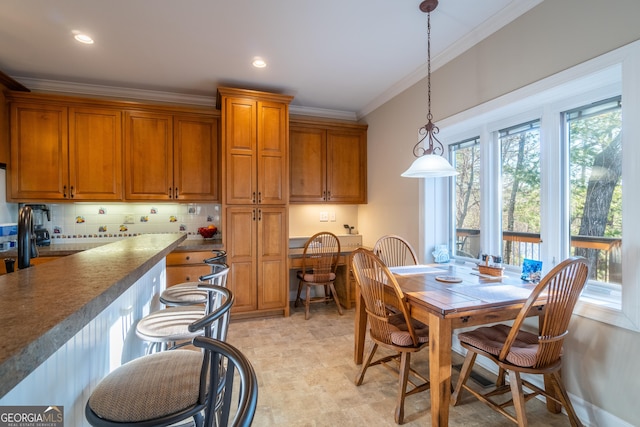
[197, 226, 217, 239]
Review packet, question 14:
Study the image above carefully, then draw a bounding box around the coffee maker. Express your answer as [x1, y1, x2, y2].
[23, 204, 51, 246]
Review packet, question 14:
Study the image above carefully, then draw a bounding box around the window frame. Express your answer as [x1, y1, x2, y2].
[434, 40, 640, 331]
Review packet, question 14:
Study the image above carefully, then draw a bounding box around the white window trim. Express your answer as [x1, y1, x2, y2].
[435, 40, 640, 332]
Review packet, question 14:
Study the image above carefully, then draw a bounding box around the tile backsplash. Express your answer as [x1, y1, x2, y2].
[43, 202, 221, 244]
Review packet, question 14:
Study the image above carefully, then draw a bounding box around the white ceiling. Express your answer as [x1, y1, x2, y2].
[0, 0, 541, 120]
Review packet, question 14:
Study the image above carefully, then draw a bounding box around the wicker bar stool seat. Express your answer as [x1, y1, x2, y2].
[137, 264, 230, 352]
[159, 251, 227, 307]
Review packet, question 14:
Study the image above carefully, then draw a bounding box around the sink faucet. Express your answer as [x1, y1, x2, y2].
[18, 205, 38, 269]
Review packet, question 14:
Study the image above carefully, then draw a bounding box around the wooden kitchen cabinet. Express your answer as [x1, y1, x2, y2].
[9, 99, 122, 200]
[166, 250, 215, 286]
[290, 118, 367, 203]
[218, 87, 293, 205]
[124, 111, 219, 201]
[225, 206, 288, 314]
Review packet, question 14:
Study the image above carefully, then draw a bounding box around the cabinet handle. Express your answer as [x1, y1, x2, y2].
[258, 192, 262, 204]
[327, 191, 331, 200]
[186, 256, 190, 261]
[174, 187, 179, 199]
[258, 209, 262, 221]
[169, 187, 173, 198]
[252, 192, 256, 204]
[322, 190, 326, 201]
[63, 185, 67, 198]
[70, 186, 75, 198]
[186, 276, 191, 281]
[252, 209, 256, 221]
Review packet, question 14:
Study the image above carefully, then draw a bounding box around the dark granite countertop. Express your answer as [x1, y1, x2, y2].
[1, 235, 222, 258]
[0, 233, 186, 398]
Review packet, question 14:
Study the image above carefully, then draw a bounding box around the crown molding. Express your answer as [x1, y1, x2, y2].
[357, 0, 544, 119]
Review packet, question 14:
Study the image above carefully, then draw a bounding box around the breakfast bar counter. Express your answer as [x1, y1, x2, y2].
[0, 233, 186, 401]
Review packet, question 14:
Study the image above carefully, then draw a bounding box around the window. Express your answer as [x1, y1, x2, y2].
[450, 137, 481, 259]
[435, 40, 640, 330]
[499, 120, 541, 267]
[564, 97, 622, 286]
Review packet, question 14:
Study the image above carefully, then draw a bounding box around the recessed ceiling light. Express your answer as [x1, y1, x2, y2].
[252, 57, 267, 68]
[73, 32, 94, 44]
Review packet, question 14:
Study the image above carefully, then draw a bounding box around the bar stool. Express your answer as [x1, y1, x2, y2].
[136, 264, 230, 352]
[159, 263, 228, 307]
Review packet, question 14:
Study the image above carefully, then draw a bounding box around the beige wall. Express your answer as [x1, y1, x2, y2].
[361, 0, 640, 424]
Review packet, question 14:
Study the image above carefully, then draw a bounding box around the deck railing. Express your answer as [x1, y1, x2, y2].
[455, 229, 621, 283]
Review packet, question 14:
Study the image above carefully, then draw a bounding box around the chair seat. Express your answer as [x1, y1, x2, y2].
[296, 270, 336, 283]
[136, 306, 206, 342]
[159, 282, 208, 306]
[458, 324, 539, 367]
[388, 314, 429, 347]
[88, 350, 203, 423]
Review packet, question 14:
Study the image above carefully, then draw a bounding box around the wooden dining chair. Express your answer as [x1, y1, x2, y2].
[373, 234, 419, 267]
[295, 231, 343, 320]
[451, 256, 589, 427]
[351, 248, 430, 424]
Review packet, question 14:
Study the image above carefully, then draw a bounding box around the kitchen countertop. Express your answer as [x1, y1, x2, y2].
[1, 235, 222, 258]
[0, 233, 186, 398]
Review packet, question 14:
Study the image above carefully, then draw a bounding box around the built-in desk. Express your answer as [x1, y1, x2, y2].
[288, 246, 366, 309]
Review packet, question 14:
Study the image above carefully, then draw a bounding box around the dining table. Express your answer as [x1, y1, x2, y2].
[353, 261, 548, 427]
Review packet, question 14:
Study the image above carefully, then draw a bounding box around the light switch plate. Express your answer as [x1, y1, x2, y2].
[330, 211, 336, 221]
[319, 212, 329, 222]
[124, 214, 135, 224]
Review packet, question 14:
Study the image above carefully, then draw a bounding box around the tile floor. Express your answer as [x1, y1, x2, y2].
[226, 302, 575, 426]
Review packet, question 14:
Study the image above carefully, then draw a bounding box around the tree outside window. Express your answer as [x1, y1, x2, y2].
[566, 97, 622, 284]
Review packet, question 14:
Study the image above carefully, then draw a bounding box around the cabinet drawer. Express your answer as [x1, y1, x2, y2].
[166, 265, 213, 286]
[166, 251, 213, 266]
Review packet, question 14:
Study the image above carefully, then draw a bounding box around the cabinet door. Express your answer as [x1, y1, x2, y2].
[257, 101, 288, 205]
[173, 115, 219, 201]
[326, 129, 367, 203]
[69, 107, 123, 200]
[289, 126, 327, 203]
[225, 206, 258, 312]
[223, 97, 257, 205]
[124, 111, 173, 200]
[10, 102, 69, 200]
[257, 207, 288, 309]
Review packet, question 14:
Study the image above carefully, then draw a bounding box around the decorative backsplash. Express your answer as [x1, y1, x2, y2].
[44, 202, 221, 244]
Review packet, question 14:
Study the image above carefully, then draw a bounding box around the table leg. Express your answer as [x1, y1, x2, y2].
[429, 313, 452, 427]
[354, 282, 366, 364]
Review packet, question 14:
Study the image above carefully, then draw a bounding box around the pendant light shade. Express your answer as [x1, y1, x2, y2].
[401, 152, 458, 178]
[401, 0, 458, 179]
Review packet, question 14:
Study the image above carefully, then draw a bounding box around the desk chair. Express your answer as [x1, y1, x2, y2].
[373, 234, 419, 267]
[295, 231, 343, 320]
[86, 286, 258, 427]
[351, 248, 430, 424]
[451, 256, 589, 427]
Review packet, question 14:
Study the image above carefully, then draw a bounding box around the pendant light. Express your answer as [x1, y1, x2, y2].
[402, 0, 458, 178]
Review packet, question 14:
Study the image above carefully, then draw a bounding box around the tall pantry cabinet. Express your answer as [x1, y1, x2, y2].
[218, 87, 293, 316]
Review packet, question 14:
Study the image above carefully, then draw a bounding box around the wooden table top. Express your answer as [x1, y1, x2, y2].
[390, 263, 539, 318]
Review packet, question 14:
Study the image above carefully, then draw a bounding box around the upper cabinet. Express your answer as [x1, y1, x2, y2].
[290, 118, 367, 204]
[8, 93, 220, 202]
[124, 111, 219, 201]
[9, 96, 123, 201]
[218, 87, 293, 205]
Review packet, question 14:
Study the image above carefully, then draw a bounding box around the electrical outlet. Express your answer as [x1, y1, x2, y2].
[329, 211, 336, 222]
[319, 212, 329, 222]
[124, 214, 135, 224]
